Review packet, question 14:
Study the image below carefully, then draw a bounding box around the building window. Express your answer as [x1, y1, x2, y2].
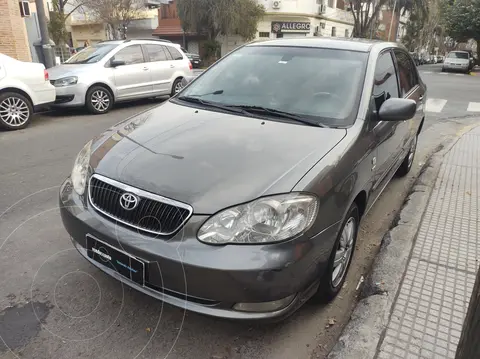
[328, 0, 335, 7]
[331, 27, 336, 37]
[276, 33, 284, 38]
[345, 29, 349, 37]
[259, 32, 270, 38]
[336, 0, 345, 9]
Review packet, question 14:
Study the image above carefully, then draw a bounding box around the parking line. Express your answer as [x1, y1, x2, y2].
[425, 98, 447, 113]
[439, 73, 448, 75]
[467, 102, 480, 112]
[455, 74, 464, 76]
[422, 71, 432, 74]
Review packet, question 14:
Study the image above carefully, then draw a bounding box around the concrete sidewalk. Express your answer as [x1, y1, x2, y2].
[329, 125, 480, 359]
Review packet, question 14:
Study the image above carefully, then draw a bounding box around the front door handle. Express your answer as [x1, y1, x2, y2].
[143, 67, 148, 71]
[419, 95, 424, 101]
[170, 64, 175, 68]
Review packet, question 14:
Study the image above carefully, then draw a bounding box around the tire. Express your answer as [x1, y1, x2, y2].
[314, 203, 360, 302]
[171, 78, 184, 97]
[86, 85, 113, 115]
[396, 135, 418, 177]
[0, 92, 33, 130]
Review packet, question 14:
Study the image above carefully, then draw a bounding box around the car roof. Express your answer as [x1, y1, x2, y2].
[246, 37, 404, 53]
[97, 39, 179, 47]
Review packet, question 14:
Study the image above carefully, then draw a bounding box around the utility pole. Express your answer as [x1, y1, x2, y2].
[35, 0, 55, 68]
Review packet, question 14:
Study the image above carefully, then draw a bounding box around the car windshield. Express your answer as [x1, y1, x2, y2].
[178, 45, 368, 126]
[65, 44, 117, 64]
[448, 52, 469, 59]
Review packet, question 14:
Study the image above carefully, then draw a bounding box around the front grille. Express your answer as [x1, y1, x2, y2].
[88, 174, 192, 235]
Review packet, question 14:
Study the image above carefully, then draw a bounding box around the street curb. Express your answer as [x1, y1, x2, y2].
[327, 124, 480, 359]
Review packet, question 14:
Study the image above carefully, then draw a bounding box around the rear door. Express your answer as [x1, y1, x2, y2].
[110, 45, 152, 99]
[164, 45, 189, 82]
[144, 44, 174, 95]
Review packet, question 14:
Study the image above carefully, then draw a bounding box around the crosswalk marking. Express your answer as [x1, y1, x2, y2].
[455, 74, 464, 76]
[439, 73, 448, 75]
[467, 102, 480, 112]
[423, 71, 432, 74]
[425, 98, 447, 113]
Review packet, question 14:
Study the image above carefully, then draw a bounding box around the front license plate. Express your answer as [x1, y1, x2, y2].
[86, 235, 145, 286]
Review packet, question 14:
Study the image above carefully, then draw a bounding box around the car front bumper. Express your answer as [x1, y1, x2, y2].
[443, 63, 470, 72]
[51, 82, 89, 107]
[59, 177, 338, 321]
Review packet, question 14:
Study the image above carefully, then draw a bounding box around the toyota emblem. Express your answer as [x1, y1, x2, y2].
[119, 192, 139, 211]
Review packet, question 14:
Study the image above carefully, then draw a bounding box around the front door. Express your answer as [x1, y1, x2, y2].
[392, 49, 424, 155]
[110, 45, 152, 99]
[370, 50, 404, 200]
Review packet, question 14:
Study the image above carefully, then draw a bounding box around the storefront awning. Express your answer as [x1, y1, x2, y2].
[153, 24, 197, 37]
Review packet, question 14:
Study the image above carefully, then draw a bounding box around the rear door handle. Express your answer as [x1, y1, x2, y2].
[143, 67, 149, 71]
[419, 95, 424, 101]
[170, 64, 175, 68]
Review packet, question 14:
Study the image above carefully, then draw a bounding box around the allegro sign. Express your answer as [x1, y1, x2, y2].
[271, 22, 311, 33]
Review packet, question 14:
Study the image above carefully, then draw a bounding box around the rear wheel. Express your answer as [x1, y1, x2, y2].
[0, 92, 33, 130]
[86, 85, 113, 114]
[171, 78, 184, 97]
[314, 203, 359, 301]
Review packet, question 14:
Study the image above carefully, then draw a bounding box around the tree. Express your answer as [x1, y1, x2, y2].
[347, 0, 389, 38]
[442, 0, 480, 45]
[48, 0, 84, 45]
[177, 0, 265, 59]
[82, 0, 144, 39]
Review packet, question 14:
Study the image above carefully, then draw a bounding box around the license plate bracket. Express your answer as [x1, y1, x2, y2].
[86, 234, 145, 286]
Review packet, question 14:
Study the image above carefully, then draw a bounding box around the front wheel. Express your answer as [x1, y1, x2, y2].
[0, 92, 33, 130]
[86, 86, 113, 115]
[314, 203, 359, 301]
[396, 135, 417, 177]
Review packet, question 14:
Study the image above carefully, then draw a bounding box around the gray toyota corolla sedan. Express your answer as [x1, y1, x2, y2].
[60, 38, 426, 321]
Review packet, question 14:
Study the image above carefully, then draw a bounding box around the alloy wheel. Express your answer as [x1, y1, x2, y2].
[332, 217, 356, 288]
[91, 90, 110, 112]
[0, 96, 30, 127]
[174, 81, 183, 94]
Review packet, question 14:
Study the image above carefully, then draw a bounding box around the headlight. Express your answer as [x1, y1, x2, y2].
[198, 193, 318, 244]
[54, 76, 78, 87]
[71, 140, 92, 195]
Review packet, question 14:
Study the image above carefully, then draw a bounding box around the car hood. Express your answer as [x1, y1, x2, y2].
[48, 64, 94, 80]
[90, 101, 347, 214]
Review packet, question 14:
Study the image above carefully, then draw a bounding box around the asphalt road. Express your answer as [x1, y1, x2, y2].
[0, 71, 478, 359]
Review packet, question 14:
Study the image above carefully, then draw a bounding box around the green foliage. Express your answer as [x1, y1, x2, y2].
[442, 0, 480, 42]
[402, 4, 428, 50]
[177, 0, 265, 41]
[48, 0, 69, 44]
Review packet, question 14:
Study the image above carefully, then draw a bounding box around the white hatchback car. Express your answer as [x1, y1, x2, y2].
[0, 54, 56, 130]
[48, 39, 194, 114]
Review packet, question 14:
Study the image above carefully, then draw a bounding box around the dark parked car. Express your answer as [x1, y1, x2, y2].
[60, 38, 425, 321]
[181, 47, 202, 68]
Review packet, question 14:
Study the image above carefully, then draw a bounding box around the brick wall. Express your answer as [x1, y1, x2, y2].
[0, 0, 32, 61]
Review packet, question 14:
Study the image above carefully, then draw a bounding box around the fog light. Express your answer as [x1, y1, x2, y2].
[233, 294, 295, 312]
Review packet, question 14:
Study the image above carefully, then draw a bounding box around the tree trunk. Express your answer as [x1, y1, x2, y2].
[455, 266, 480, 359]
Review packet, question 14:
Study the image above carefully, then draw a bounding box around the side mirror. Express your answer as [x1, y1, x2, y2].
[111, 59, 126, 67]
[378, 98, 416, 122]
[181, 76, 196, 87]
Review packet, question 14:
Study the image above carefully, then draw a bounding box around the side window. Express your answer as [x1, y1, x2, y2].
[372, 52, 399, 112]
[393, 50, 418, 96]
[162, 46, 173, 60]
[145, 44, 168, 62]
[113, 45, 144, 65]
[165, 46, 183, 60]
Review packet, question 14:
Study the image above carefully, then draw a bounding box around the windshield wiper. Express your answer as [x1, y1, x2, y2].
[231, 105, 330, 128]
[177, 96, 246, 115]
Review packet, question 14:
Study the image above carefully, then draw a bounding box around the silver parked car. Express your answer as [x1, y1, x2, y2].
[48, 39, 193, 114]
[442, 51, 471, 73]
